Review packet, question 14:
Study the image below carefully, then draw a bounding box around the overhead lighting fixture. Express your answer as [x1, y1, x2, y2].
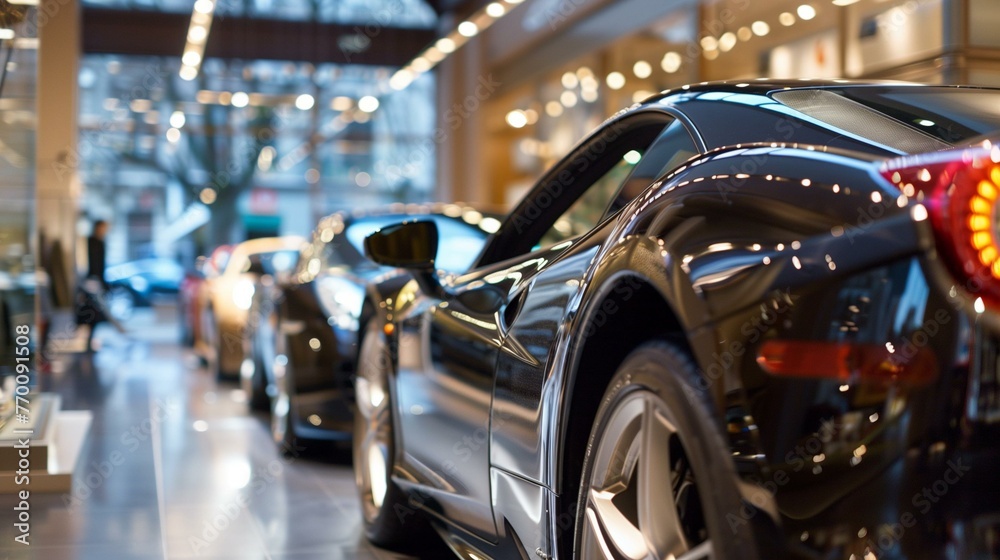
[632, 60, 652, 79]
[505, 110, 527, 128]
[561, 71, 579, 89]
[661, 52, 682, 73]
[832, 0, 860, 5]
[718, 32, 737, 52]
[458, 21, 478, 37]
[485, 2, 505, 17]
[0, 29, 14, 40]
[231, 91, 249, 108]
[779, 12, 796, 26]
[606, 71, 626, 90]
[389, 0, 524, 92]
[295, 94, 315, 110]
[180, 0, 216, 81]
[560, 90, 578, 107]
[5, 0, 38, 5]
[737, 26, 753, 41]
[436, 38, 456, 53]
[751, 20, 770, 36]
[797, 4, 817, 20]
[545, 101, 563, 117]
[358, 95, 380, 113]
[169, 111, 186, 128]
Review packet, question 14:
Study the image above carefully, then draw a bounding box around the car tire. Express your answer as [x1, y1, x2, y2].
[271, 332, 301, 454]
[573, 341, 760, 560]
[243, 348, 270, 412]
[353, 318, 432, 551]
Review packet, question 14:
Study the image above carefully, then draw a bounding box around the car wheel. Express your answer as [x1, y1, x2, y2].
[242, 349, 270, 412]
[271, 332, 299, 453]
[353, 318, 427, 550]
[574, 341, 759, 560]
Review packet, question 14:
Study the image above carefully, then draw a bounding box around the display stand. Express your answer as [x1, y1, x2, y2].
[0, 394, 92, 493]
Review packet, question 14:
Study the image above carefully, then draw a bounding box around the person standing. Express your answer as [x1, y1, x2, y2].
[87, 220, 109, 290]
[81, 219, 109, 351]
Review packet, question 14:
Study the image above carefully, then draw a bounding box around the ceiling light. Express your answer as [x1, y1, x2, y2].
[832, 0, 860, 5]
[523, 108, 538, 124]
[412, 57, 431, 72]
[331, 96, 353, 111]
[485, 2, 505, 17]
[545, 101, 563, 117]
[358, 95, 379, 113]
[779, 12, 796, 25]
[798, 4, 817, 19]
[561, 72, 579, 89]
[506, 110, 527, 128]
[704, 49, 720, 60]
[436, 37, 456, 53]
[606, 71, 626, 90]
[188, 25, 207, 43]
[576, 66, 594, 79]
[425, 47, 445, 62]
[193, 0, 214, 14]
[389, 70, 413, 90]
[633, 60, 652, 79]
[295, 94, 315, 110]
[179, 65, 198, 81]
[560, 90, 578, 107]
[231, 91, 249, 108]
[199, 188, 216, 204]
[166, 128, 181, 143]
[700, 36, 718, 51]
[182, 50, 202, 66]
[169, 111, 186, 128]
[661, 52, 682, 73]
[718, 32, 737, 52]
[458, 21, 478, 37]
[580, 88, 598, 103]
[737, 26, 753, 41]
[751, 20, 770, 36]
[0, 29, 15, 40]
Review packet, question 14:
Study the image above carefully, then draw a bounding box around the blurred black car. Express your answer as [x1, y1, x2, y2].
[104, 257, 184, 318]
[352, 81, 1000, 560]
[241, 205, 498, 450]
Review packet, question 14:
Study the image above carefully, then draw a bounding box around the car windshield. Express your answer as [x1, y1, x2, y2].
[775, 87, 1000, 152]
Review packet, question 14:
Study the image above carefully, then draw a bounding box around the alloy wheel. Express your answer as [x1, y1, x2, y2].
[354, 320, 393, 522]
[580, 389, 713, 560]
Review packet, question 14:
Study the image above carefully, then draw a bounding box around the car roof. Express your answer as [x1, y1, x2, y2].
[645, 79, 1000, 103]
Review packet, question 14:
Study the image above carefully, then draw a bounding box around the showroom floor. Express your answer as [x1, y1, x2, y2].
[0, 305, 415, 560]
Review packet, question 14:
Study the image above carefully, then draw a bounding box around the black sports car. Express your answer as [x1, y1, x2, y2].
[353, 81, 1000, 559]
[243, 205, 498, 449]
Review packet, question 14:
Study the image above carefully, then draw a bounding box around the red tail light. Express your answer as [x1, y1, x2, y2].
[881, 141, 1000, 308]
[757, 340, 938, 386]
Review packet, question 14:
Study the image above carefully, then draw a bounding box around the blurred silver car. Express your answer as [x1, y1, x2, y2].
[199, 236, 303, 379]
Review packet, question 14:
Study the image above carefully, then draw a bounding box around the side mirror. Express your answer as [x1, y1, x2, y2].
[364, 220, 439, 270]
[365, 221, 445, 297]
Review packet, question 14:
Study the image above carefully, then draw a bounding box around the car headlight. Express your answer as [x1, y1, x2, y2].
[232, 278, 255, 310]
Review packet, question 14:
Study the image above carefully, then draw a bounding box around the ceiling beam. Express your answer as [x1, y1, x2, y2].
[82, 8, 436, 67]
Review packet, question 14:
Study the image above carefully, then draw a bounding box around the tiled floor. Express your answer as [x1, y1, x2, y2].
[0, 306, 417, 560]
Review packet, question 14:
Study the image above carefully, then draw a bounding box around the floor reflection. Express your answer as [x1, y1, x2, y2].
[0, 305, 415, 560]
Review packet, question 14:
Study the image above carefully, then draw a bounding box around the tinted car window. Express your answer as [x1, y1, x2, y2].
[775, 87, 1000, 151]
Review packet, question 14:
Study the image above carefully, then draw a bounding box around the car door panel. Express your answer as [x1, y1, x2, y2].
[491, 235, 605, 487]
[393, 277, 509, 542]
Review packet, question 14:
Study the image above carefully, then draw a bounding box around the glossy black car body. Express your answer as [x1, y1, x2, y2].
[354, 81, 1000, 559]
[247, 205, 497, 448]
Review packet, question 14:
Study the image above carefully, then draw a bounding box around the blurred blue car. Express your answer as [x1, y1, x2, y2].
[104, 257, 185, 317]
